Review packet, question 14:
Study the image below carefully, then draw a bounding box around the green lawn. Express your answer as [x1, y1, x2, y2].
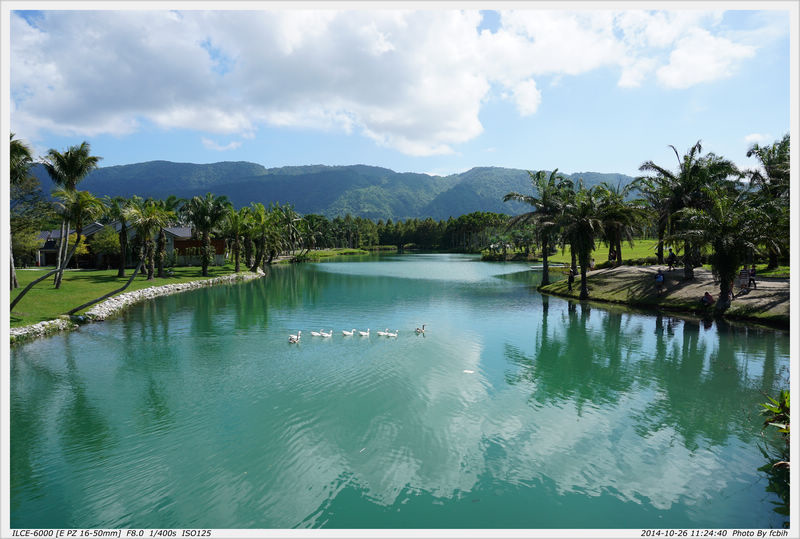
[545, 239, 661, 265]
[303, 248, 371, 260]
[11, 264, 241, 328]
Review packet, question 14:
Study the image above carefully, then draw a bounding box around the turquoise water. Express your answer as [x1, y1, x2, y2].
[10, 254, 790, 529]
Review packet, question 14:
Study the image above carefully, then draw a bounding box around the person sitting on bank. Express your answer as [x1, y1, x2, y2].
[701, 291, 715, 307]
[589, 257, 596, 270]
[567, 267, 575, 291]
[654, 269, 665, 294]
[667, 248, 677, 271]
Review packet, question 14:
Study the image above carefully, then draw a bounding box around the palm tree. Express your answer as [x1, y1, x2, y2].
[155, 195, 182, 278]
[639, 141, 738, 280]
[10, 189, 104, 310]
[42, 141, 101, 287]
[10, 133, 35, 289]
[671, 185, 768, 311]
[560, 186, 602, 300]
[104, 196, 131, 277]
[631, 175, 671, 263]
[504, 169, 570, 287]
[595, 182, 642, 266]
[224, 206, 251, 273]
[746, 134, 789, 269]
[181, 193, 231, 277]
[124, 197, 171, 280]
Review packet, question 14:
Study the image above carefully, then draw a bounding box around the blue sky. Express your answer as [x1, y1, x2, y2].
[4, 5, 794, 177]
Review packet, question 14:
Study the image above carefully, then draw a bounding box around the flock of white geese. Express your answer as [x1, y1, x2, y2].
[289, 324, 425, 343]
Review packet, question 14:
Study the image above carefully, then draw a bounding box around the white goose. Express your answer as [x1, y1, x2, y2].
[358, 328, 370, 337]
[311, 329, 323, 337]
[320, 330, 333, 338]
[342, 328, 356, 336]
[288, 330, 301, 343]
[377, 328, 389, 336]
[387, 330, 398, 338]
[415, 324, 426, 334]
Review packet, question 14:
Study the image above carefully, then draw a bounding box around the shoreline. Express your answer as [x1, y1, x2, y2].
[538, 265, 789, 329]
[10, 270, 265, 345]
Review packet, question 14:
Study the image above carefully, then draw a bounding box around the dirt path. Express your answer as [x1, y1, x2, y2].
[543, 265, 789, 327]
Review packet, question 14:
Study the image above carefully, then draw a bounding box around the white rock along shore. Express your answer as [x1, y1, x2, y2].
[10, 270, 264, 344]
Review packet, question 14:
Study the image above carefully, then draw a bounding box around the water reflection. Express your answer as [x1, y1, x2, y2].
[9, 255, 789, 529]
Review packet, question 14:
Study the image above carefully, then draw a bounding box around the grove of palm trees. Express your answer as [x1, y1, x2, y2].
[9, 133, 790, 329]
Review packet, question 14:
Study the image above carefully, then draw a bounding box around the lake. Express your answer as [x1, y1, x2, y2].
[10, 254, 790, 529]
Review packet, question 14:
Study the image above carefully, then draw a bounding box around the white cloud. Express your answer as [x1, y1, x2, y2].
[511, 79, 542, 116]
[201, 138, 242, 152]
[10, 9, 776, 156]
[744, 133, 771, 144]
[656, 28, 756, 89]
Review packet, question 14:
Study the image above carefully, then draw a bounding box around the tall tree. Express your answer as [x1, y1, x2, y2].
[639, 142, 738, 280]
[671, 185, 768, 311]
[104, 196, 130, 277]
[182, 193, 231, 277]
[42, 141, 101, 287]
[746, 134, 789, 269]
[559, 186, 602, 300]
[224, 206, 251, 273]
[595, 182, 642, 266]
[154, 195, 182, 278]
[504, 170, 570, 287]
[10, 133, 35, 289]
[124, 197, 171, 280]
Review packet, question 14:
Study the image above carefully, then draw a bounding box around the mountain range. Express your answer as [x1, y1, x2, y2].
[31, 161, 635, 221]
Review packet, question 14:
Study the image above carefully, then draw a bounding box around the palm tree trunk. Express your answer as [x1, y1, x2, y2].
[10, 243, 19, 290]
[157, 228, 166, 278]
[202, 232, 210, 277]
[147, 240, 155, 280]
[616, 238, 623, 266]
[118, 226, 128, 277]
[11, 238, 82, 310]
[767, 249, 779, 270]
[68, 256, 146, 315]
[55, 224, 83, 289]
[234, 238, 240, 273]
[540, 237, 550, 287]
[683, 240, 694, 280]
[53, 219, 67, 285]
[578, 250, 590, 300]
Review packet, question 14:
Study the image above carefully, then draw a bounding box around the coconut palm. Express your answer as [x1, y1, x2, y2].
[504, 169, 571, 287]
[10, 133, 35, 289]
[42, 142, 101, 287]
[181, 193, 231, 277]
[559, 186, 602, 300]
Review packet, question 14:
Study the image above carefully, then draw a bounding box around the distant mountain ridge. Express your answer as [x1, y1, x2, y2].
[31, 161, 635, 221]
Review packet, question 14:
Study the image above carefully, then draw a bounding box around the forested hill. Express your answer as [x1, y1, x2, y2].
[31, 161, 635, 221]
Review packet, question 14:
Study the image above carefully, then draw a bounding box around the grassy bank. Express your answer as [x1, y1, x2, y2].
[10, 264, 242, 328]
[539, 265, 789, 328]
[301, 248, 371, 260]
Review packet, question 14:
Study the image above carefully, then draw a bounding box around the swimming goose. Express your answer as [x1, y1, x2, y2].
[311, 330, 322, 337]
[320, 330, 333, 338]
[377, 328, 389, 336]
[288, 330, 301, 343]
[359, 329, 370, 337]
[342, 329, 356, 336]
[387, 330, 398, 337]
[415, 324, 426, 334]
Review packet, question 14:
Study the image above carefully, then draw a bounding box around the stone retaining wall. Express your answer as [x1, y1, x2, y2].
[10, 270, 264, 345]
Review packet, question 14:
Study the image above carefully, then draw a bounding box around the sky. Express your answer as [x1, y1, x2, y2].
[3, 3, 796, 178]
